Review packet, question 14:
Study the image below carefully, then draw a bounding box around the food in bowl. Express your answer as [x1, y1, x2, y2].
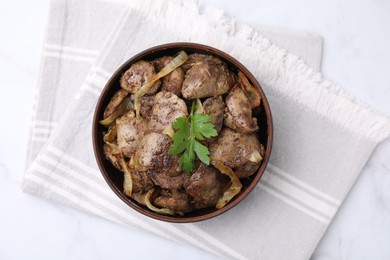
[99, 50, 265, 216]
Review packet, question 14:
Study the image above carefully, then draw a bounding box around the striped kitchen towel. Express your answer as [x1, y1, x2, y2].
[23, 0, 390, 259]
[25, 0, 323, 167]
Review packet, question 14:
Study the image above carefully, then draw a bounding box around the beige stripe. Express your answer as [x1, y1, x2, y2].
[268, 164, 341, 205]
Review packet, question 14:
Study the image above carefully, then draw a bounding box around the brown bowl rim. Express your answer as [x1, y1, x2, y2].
[92, 42, 273, 223]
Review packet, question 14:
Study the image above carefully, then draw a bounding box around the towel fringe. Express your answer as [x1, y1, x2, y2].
[128, 0, 390, 143]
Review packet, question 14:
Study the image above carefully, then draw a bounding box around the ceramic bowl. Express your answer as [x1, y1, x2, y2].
[92, 42, 273, 223]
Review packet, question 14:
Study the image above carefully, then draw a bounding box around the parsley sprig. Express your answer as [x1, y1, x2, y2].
[169, 100, 218, 173]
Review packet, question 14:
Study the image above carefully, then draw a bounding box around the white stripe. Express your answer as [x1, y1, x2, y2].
[45, 145, 221, 257]
[45, 146, 331, 249]
[32, 127, 53, 135]
[39, 154, 107, 190]
[31, 136, 50, 142]
[153, 222, 223, 257]
[31, 120, 59, 128]
[186, 224, 249, 260]
[82, 84, 101, 96]
[259, 183, 330, 224]
[45, 44, 99, 56]
[44, 51, 95, 63]
[40, 157, 200, 245]
[262, 172, 337, 217]
[91, 66, 113, 79]
[48, 146, 100, 176]
[26, 174, 122, 225]
[85, 73, 109, 89]
[268, 164, 341, 205]
[32, 160, 220, 257]
[31, 161, 168, 238]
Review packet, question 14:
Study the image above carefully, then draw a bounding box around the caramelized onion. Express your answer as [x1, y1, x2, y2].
[134, 51, 188, 118]
[145, 189, 175, 215]
[103, 125, 120, 154]
[129, 155, 152, 172]
[195, 98, 204, 114]
[131, 192, 147, 206]
[248, 149, 262, 163]
[99, 97, 133, 126]
[120, 158, 133, 196]
[162, 124, 175, 138]
[212, 160, 243, 209]
[238, 71, 261, 109]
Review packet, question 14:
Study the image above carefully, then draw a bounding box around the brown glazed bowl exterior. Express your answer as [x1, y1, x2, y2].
[92, 42, 273, 223]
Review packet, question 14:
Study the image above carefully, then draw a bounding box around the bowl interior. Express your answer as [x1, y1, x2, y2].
[93, 43, 273, 223]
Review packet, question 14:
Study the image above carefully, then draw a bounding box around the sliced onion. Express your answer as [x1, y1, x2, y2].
[238, 71, 261, 109]
[212, 160, 243, 209]
[247, 149, 262, 163]
[135, 165, 152, 172]
[120, 158, 133, 196]
[129, 155, 152, 171]
[134, 51, 189, 117]
[103, 125, 120, 154]
[103, 125, 117, 142]
[195, 98, 204, 114]
[99, 97, 133, 126]
[145, 189, 175, 215]
[162, 124, 175, 137]
[131, 192, 147, 206]
[129, 156, 136, 167]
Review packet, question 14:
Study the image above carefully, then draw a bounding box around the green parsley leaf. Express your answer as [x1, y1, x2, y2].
[193, 140, 210, 165]
[169, 139, 188, 155]
[192, 114, 218, 139]
[171, 117, 189, 146]
[169, 99, 219, 173]
[179, 139, 196, 173]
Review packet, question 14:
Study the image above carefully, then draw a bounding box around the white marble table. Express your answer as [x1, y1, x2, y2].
[0, 0, 389, 259]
